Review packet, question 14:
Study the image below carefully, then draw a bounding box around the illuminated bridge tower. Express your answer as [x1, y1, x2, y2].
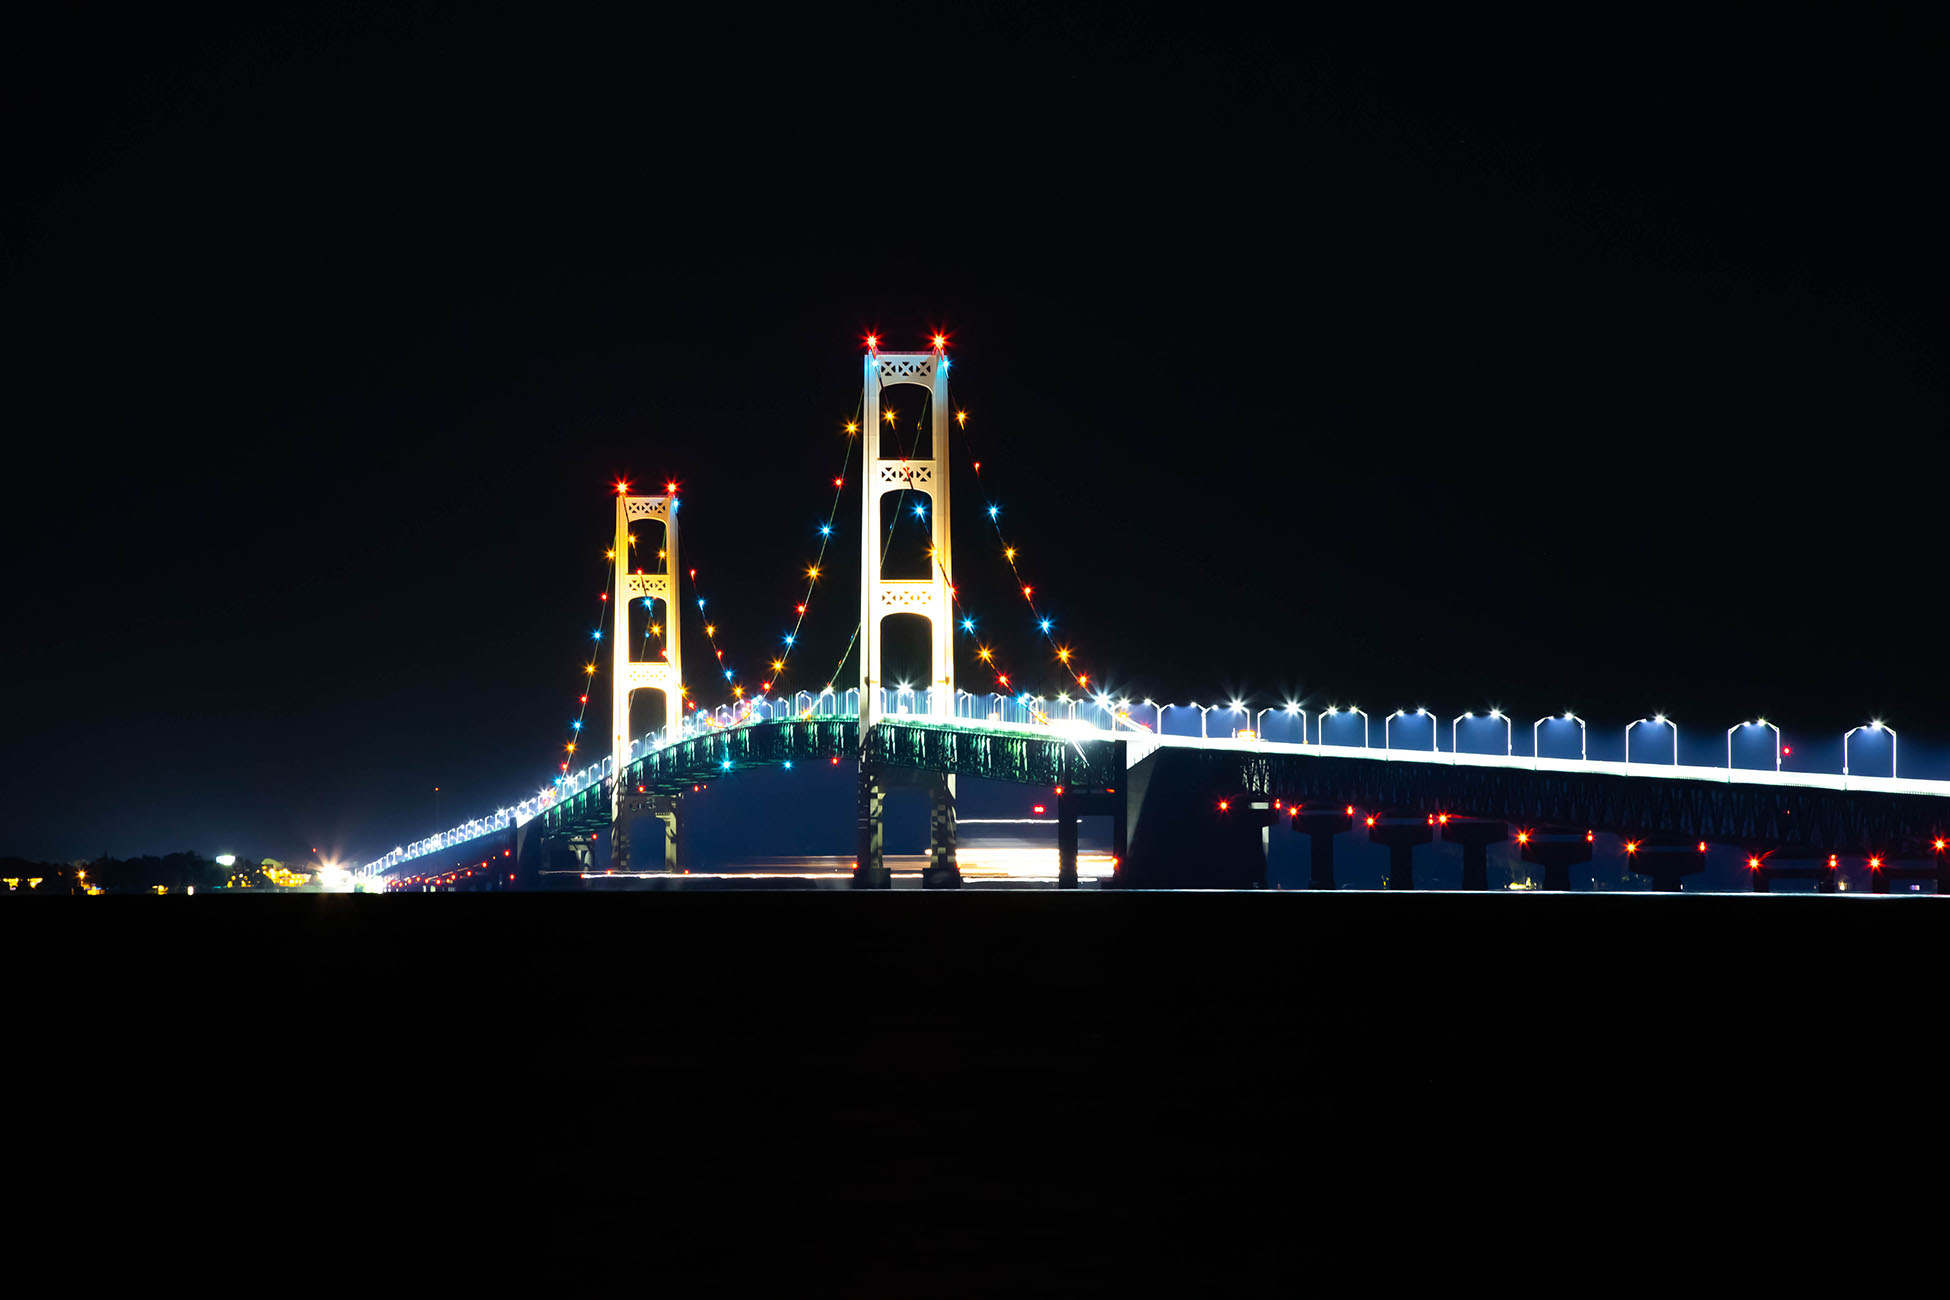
[856, 340, 959, 889]
[611, 489, 684, 870]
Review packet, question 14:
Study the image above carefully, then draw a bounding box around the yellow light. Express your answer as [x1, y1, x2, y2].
[978, 647, 993, 661]
[584, 664, 596, 675]
[566, 743, 576, 753]
[807, 566, 820, 580]
[1057, 648, 1071, 662]
[772, 659, 784, 671]
[705, 624, 716, 637]
[884, 410, 896, 425]
[844, 421, 858, 435]
[629, 534, 636, 545]
[605, 549, 615, 559]
[1004, 547, 1016, 561]
[956, 410, 967, 427]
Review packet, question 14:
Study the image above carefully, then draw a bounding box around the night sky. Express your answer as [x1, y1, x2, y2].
[5, 6, 1944, 863]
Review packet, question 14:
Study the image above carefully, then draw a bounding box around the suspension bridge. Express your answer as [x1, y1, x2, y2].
[361, 339, 1950, 893]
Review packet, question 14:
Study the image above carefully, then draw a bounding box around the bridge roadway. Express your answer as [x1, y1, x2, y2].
[438, 712, 1950, 890]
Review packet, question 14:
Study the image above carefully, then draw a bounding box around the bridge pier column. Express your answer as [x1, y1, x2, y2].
[854, 766, 890, 889]
[1520, 826, 1592, 891]
[1627, 837, 1706, 892]
[1368, 812, 1432, 890]
[1440, 818, 1508, 891]
[1292, 805, 1353, 890]
[1057, 790, 1079, 889]
[924, 774, 960, 889]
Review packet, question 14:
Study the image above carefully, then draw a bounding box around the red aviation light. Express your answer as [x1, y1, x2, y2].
[614, 478, 630, 495]
[1625, 841, 1640, 855]
[1344, 805, 1354, 816]
[1218, 800, 1230, 812]
[865, 334, 879, 351]
[1869, 856, 1884, 870]
[1515, 830, 1530, 846]
[1585, 830, 1594, 843]
[1364, 815, 1376, 827]
[1697, 841, 1707, 853]
[1748, 856, 1761, 869]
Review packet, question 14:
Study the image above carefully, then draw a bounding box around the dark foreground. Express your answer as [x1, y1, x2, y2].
[9, 891, 1939, 1290]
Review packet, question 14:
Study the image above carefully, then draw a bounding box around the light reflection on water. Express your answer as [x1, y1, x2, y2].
[580, 849, 1116, 887]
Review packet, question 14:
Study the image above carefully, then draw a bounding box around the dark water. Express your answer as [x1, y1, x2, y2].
[8, 891, 1936, 1290]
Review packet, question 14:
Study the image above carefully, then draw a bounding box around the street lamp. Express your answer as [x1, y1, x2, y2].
[1532, 711, 1587, 768]
[1726, 718, 1781, 776]
[1227, 699, 1249, 739]
[1258, 702, 1307, 744]
[1452, 709, 1512, 763]
[1843, 721, 1898, 779]
[1385, 707, 1437, 756]
[1626, 715, 1677, 767]
[1318, 706, 1369, 750]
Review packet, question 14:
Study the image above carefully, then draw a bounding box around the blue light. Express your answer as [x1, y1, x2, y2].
[643, 599, 653, 610]
[721, 759, 731, 771]
[961, 618, 974, 632]
[783, 761, 793, 770]
[571, 720, 582, 730]
[987, 504, 998, 519]
[940, 358, 949, 372]
[1039, 618, 1051, 633]
[784, 634, 795, 645]
[592, 629, 603, 641]
[723, 669, 734, 680]
[697, 598, 706, 609]
[819, 524, 832, 537]
[913, 503, 926, 520]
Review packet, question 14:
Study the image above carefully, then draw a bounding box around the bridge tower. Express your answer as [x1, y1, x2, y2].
[611, 489, 684, 869]
[856, 340, 958, 888]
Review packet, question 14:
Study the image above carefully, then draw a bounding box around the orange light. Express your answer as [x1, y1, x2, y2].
[1218, 800, 1230, 812]
[1935, 839, 1946, 852]
[1625, 841, 1639, 855]
[1516, 831, 1530, 845]
[1585, 830, 1594, 842]
[1870, 856, 1883, 869]
[1055, 786, 1064, 795]
[931, 333, 947, 349]
[1344, 805, 1353, 815]
[1697, 841, 1706, 853]
[1364, 816, 1376, 827]
[1748, 857, 1761, 869]
[615, 478, 630, 495]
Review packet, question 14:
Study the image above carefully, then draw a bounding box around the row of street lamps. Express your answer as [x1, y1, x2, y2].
[1126, 700, 1900, 777]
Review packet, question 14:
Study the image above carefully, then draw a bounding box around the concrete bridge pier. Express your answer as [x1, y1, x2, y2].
[611, 792, 682, 871]
[1628, 837, 1707, 892]
[1291, 805, 1353, 889]
[1519, 826, 1591, 891]
[1440, 817, 1508, 890]
[923, 773, 960, 890]
[1055, 788, 1128, 889]
[853, 767, 960, 889]
[854, 766, 890, 889]
[1366, 811, 1432, 889]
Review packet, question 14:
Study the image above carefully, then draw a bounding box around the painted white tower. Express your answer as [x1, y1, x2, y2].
[858, 341, 954, 732]
[613, 489, 681, 820]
